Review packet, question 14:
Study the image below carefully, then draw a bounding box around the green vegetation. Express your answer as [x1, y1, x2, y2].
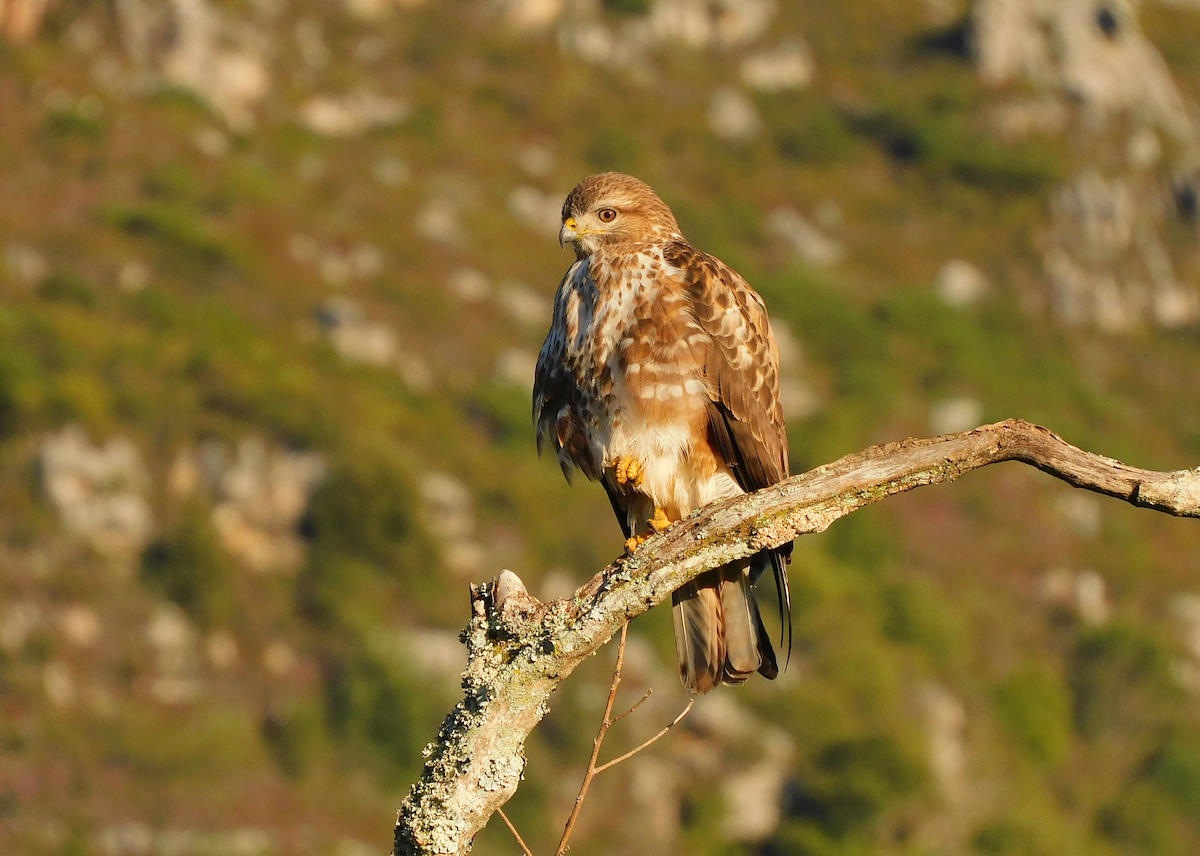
[0, 2, 1199, 856]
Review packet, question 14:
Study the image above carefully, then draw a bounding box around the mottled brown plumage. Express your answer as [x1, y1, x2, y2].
[534, 172, 791, 694]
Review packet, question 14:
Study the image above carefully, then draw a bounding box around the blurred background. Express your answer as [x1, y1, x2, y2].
[2, 0, 1200, 854]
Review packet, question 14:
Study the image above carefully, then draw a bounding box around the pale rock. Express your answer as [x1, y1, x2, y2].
[449, 268, 492, 302]
[691, 692, 755, 739]
[936, 260, 989, 308]
[708, 86, 762, 142]
[117, 260, 151, 292]
[40, 425, 153, 557]
[97, 821, 155, 856]
[336, 839, 381, 856]
[191, 437, 325, 573]
[206, 630, 240, 669]
[194, 125, 230, 158]
[539, 569, 577, 602]
[741, 40, 814, 92]
[770, 317, 804, 372]
[922, 0, 967, 24]
[1055, 491, 1102, 538]
[146, 603, 202, 704]
[503, 0, 564, 30]
[495, 348, 538, 390]
[59, 604, 101, 647]
[317, 297, 400, 368]
[1172, 593, 1200, 693]
[770, 318, 820, 419]
[1053, 170, 1136, 263]
[1041, 567, 1110, 624]
[346, 0, 399, 20]
[630, 758, 681, 849]
[779, 378, 820, 421]
[1127, 126, 1163, 170]
[497, 282, 551, 326]
[4, 243, 48, 283]
[508, 185, 564, 239]
[721, 729, 794, 841]
[97, 824, 274, 856]
[444, 542, 485, 576]
[767, 208, 845, 266]
[929, 396, 983, 434]
[920, 683, 969, 804]
[404, 628, 465, 680]
[169, 450, 200, 498]
[0, 601, 41, 653]
[43, 661, 76, 707]
[421, 472, 484, 576]
[398, 353, 433, 392]
[1044, 170, 1200, 330]
[263, 640, 296, 675]
[299, 91, 409, 137]
[1075, 569, 1111, 625]
[989, 95, 1069, 139]
[416, 197, 462, 244]
[646, 0, 777, 49]
[974, 0, 1194, 140]
[1172, 594, 1200, 662]
[154, 0, 272, 131]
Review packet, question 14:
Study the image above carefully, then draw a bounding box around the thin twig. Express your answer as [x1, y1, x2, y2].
[611, 688, 653, 724]
[594, 699, 695, 774]
[496, 808, 535, 856]
[555, 623, 629, 856]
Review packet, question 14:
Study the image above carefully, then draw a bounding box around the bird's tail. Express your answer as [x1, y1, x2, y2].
[671, 548, 789, 694]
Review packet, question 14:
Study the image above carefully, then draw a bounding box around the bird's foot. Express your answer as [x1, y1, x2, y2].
[625, 534, 649, 554]
[624, 507, 672, 554]
[612, 454, 644, 488]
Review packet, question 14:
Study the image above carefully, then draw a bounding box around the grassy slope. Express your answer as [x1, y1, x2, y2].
[1, 2, 1200, 855]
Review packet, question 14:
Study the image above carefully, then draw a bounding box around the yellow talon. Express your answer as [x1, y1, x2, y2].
[625, 508, 672, 554]
[613, 455, 644, 488]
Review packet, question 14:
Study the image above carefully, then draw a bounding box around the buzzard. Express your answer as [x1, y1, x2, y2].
[534, 172, 792, 694]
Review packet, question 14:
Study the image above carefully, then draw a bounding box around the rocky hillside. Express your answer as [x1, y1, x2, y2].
[2, 1, 1200, 855]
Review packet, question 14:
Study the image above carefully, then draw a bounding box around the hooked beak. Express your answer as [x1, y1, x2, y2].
[559, 216, 578, 249]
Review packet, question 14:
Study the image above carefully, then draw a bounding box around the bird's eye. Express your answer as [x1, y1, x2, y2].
[598, 208, 617, 223]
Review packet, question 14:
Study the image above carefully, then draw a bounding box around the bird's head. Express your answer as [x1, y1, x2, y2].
[559, 172, 684, 258]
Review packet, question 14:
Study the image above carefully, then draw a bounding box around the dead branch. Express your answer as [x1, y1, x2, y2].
[394, 419, 1200, 856]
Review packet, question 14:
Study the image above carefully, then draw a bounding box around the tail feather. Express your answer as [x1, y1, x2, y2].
[672, 573, 725, 695]
[720, 562, 761, 683]
[673, 555, 788, 694]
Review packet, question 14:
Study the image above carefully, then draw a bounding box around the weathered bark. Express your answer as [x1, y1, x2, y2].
[394, 419, 1200, 856]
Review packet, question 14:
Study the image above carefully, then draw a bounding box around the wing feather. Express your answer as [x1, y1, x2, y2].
[666, 242, 795, 653]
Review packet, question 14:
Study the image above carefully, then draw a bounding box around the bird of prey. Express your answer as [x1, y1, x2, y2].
[533, 172, 792, 694]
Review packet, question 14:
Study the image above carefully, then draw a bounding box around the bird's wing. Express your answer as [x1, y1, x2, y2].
[663, 242, 789, 492]
[665, 242, 793, 657]
[534, 260, 597, 481]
